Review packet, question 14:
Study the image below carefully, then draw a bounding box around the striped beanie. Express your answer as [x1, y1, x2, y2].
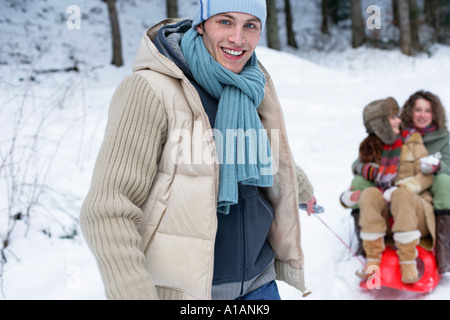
[192, 0, 267, 33]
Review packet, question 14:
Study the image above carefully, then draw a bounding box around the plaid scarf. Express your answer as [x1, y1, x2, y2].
[375, 132, 407, 190]
[409, 123, 438, 136]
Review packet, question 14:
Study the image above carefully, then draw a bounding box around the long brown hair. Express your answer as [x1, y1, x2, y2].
[400, 90, 448, 131]
[359, 134, 384, 163]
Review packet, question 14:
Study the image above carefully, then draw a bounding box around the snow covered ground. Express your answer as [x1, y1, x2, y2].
[1, 0, 449, 300]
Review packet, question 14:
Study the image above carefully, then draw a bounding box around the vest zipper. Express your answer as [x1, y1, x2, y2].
[258, 194, 274, 217]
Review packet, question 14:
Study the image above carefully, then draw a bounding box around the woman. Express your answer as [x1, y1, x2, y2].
[343, 97, 436, 283]
[400, 91, 450, 274]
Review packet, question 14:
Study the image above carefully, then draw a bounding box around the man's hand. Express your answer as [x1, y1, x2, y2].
[305, 196, 317, 216]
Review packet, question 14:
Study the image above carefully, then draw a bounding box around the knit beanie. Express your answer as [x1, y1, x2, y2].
[363, 97, 400, 145]
[192, 0, 267, 33]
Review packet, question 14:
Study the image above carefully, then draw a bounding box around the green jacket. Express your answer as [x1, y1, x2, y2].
[422, 130, 450, 175]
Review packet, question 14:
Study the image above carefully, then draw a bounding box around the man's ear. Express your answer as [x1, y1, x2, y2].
[196, 23, 204, 35]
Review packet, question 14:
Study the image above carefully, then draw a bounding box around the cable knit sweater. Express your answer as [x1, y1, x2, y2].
[81, 74, 166, 299]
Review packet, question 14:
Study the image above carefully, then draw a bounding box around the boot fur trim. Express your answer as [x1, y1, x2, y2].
[399, 260, 417, 265]
[393, 230, 421, 244]
[360, 231, 385, 241]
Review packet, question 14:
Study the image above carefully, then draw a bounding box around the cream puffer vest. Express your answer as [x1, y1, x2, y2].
[132, 21, 308, 300]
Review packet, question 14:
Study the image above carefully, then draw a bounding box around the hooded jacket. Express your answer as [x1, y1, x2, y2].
[80, 18, 313, 300]
[422, 130, 450, 176]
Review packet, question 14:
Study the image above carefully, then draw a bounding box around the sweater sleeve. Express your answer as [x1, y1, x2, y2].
[437, 137, 450, 175]
[80, 73, 168, 300]
[296, 165, 314, 204]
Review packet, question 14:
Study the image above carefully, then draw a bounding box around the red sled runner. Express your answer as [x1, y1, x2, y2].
[360, 246, 442, 293]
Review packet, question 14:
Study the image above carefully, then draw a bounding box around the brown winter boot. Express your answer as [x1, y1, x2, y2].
[436, 214, 450, 274]
[351, 209, 365, 257]
[356, 236, 385, 279]
[395, 235, 420, 284]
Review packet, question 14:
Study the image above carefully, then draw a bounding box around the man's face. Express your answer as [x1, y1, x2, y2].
[196, 12, 262, 74]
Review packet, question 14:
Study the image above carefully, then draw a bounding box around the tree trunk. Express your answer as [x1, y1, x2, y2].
[439, 0, 450, 44]
[105, 0, 123, 66]
[166, 0, 178, 18]
[398, 0, 413, 55]
[321, 0, 329, 35]
[393, 0, 399, 26]
[284, 0, 298, 48]
[409, 0, 420, 51]
[425, 0, 441, 43]
[266, 0, 281, 50]
[349, 0, 366, 48]
[328, 0, 341, 25]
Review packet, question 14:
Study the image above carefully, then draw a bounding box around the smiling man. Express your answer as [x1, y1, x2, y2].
[80, 0, 316, 300]
[195, 12, 262, 74]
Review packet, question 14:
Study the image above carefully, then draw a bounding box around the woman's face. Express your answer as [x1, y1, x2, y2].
[412, 98, 433, 129]
[389, 114, 402, 135]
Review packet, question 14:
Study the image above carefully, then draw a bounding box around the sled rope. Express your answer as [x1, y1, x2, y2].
[313, 214, 367, 268]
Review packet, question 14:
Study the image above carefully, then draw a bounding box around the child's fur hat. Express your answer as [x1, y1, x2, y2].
[363, 97, 400, 145]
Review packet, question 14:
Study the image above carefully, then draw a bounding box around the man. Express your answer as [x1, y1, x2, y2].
[81, 0, 316, 300]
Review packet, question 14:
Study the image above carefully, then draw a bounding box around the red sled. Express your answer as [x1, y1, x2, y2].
[360, 246, 441, 293]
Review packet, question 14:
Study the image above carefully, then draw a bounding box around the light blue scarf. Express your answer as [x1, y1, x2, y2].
[180, 28, 273, 214]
